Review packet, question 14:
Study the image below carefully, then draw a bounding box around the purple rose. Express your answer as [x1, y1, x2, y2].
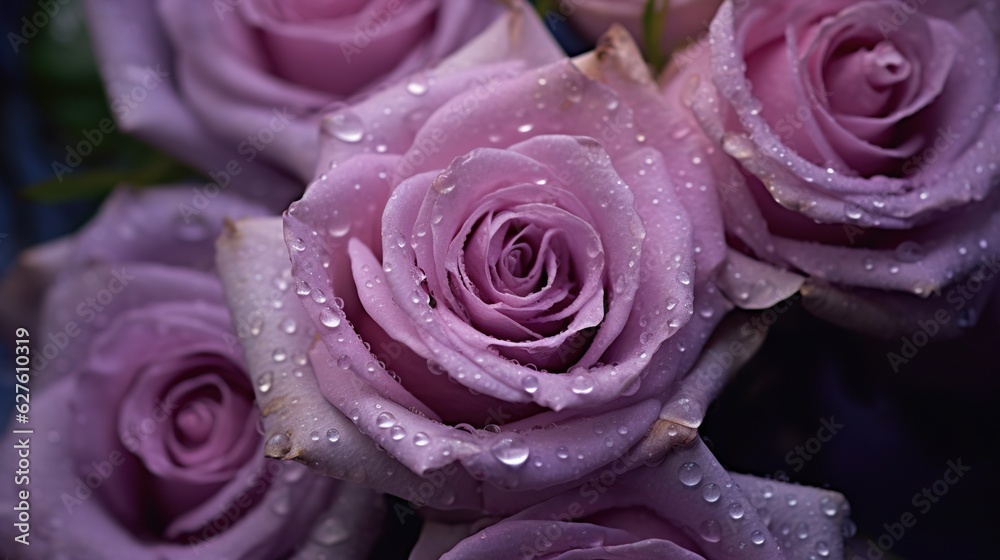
[217, 11, 737, 509]
[0, 188, 382, 559]
[413, 439, 850, 560]
[666, 0, 1000, 334]
[83, 0, 504, 183]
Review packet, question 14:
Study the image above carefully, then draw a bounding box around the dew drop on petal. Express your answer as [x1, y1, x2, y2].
[390, 425, 407, 441]
[571, 375, 594, 395]
[326, 428, 340, 443]
[326, 111, 364, 143]
[490, 435, 529, 467]
[312, 517, 350, 546]
[279, 318, 297, 334]
[751, 530, 766, 545]
[376, 412, 396, 428]
[555, 446, 569, 459]
[796, 522, 809, 539]
[728, 502, 745, 520]
[295, 279, 312, 296]
[521, 375, 539, 394]
[319, 308, 342, 328]
[257, 371, 273, 393]
[678, 462, 702, 486]
[406, 77, 428, 96]
[702, 483, 721, 503]
[272, 347, 288, 363]
[413, 432, 431, 446]
[699, 519, 722, 542]
[820, 497, 837, 517]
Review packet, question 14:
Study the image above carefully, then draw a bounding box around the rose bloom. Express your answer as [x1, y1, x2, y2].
[412, 440, 850, 560]
[217, 4, 738, 510]
[567, 0, 724, 56]
[0, 188, 382, 559]
[83, 0, 503, 183]
[665, 0, 1000, 334]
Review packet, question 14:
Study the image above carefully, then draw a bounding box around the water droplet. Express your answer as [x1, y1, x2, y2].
[257, 371, 273, 393]
[271, 488, 291, 515]
[786, 495, 798, 507]
[272, 347, 288, 363]
[313, 517, 349, 546]
[279, 318, 297, 334]
[816, 541, 830, 557]
[702, 483, 721, 503]
[571, 375, 594, 394]
[555, 446, 569, 459]
[289, 237, 306, 252]
[390, 425, 407, 441]
[678, 271, 691, 285]
[319, 308, 342, 328]
[751, 530, 766, 545]
[490, 435, 528, 467]
[617, 425, 629, 436]
[521, 375, 539, 394]
[728, 502, 745, 520]
[376, 412, 396, 428]
[326, 111, 364, 143]
[295, 279, 312, 296]
[264, 433, 292, 457]
[796, 522, 809, 539]
[337, 355, 352, 370]
[820, 497, 837, 517]
[406, 77, 428, 96]
[665, 297, 679, 311]
[326, 428, 340, 443]
[678, 462, 702, 486]
[699, 519, 722, 542]
[432, 171, 457, 194]
[309, 431, 321, 442]
[413, 432, 430, 446]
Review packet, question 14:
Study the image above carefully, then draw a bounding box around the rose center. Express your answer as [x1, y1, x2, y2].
[174, 400, 215, 446]
[864, 42, 911, 88]
[825, 39, 913, 118]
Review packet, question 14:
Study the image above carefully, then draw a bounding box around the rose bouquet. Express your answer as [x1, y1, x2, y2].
[2, 0, 997, 558]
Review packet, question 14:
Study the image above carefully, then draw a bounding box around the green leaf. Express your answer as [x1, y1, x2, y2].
[25, 154, 197, 203]
[642, 0, 671, 74]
